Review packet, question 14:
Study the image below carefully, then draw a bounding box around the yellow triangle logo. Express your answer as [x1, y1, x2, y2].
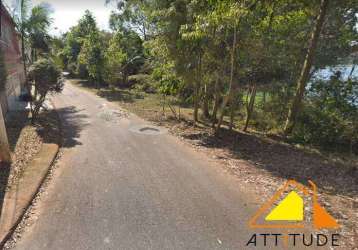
[265, 191, 303, 221]
[248, 180, 339, 229]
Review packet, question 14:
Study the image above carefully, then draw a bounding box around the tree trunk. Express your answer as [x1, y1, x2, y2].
[215, 25, 237, 133]
[348, 64, 356, 79]
[20, 0, 29, 89]
[162, 94, 165, 115]
[211, 75, 220, 127]
[284, 0, 329, 135]
[244, 84, 257, 132]
[202, 83, 210, 119]
[229, 98, 236, 131]
[193, 52, 202, 124]
[21, 28, 29, 94]
[193, 83, 199, 123]
[262, 91, 266, 106]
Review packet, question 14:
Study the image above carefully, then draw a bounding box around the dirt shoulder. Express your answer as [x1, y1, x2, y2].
[6, 107, 59, 187]
[0, 107, 61, 247]
[1, 108, 61, 204]
[4, 111, 42, 192]
[70, 80, 357, 249]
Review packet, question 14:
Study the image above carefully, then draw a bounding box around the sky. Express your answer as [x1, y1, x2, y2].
[4, 0, 115, 36]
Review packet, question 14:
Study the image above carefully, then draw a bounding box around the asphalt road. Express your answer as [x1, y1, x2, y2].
[13, 82, 273, 250]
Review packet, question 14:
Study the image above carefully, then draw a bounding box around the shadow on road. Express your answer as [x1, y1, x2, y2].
[52, 106, 89, 148]
[0, 105, 88, 218]
[73, 79, 142, 104]
[96, 88, 141, 103]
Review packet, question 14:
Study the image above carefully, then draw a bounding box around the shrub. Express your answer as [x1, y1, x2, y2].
[129, 74, 155, 93]
[293, 74, 358, 153]
[76, 63, 89, 79]
[128, 74, 150, 85]
[67, 62, 77, 76]
[28, 58, 64, 122]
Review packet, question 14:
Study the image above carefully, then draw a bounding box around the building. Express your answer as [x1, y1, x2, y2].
[0, 1, 25, 114]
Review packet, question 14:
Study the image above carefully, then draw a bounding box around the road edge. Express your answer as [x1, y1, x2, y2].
[0, 101, 62, 248]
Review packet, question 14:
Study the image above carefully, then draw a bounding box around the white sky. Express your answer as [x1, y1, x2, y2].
[4, 0, 115, 36]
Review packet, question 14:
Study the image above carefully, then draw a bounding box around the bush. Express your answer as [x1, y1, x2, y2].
[251, 110, 279, 132]
[28, 58, 64, 121]
[129, 74, 156, 93]
[293, 74, 358, 153]
[0, 48, 6, 92]
[76, 63, 89, 79]
[128, 74, 150, 85]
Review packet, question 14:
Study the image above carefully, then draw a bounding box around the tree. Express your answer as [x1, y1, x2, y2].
[284, 0, 330, 135]
[28, 59, 64, 122]
[18, 0, 30, 85]
[115, 30, 144, 85]
[104, 33, 127, 85]
[215, 21, 237, 133]
[78, 30, 105, 87]
[14, 1, 53, 78]
[62, 10, 98, 74]
[294, 71, 358, 152]
[26, 4, 53, 62]
[107, 0, 152, 40]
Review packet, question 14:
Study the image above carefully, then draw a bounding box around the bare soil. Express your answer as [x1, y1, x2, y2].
[5, 111, 42, 189]
[1, 109, 61, 203]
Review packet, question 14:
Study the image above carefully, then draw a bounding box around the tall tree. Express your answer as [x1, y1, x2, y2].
[12, 0, 53, 100]
[284, 0, 329, 134]
[78, 30, 104, 87]
[26, 4, 53, 62]
[62, 10, 98, 69]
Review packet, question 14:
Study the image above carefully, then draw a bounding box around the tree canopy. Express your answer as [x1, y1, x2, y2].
[55, 0, 357, 153]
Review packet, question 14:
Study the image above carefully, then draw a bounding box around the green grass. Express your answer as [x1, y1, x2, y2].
[70, 79, 196, 122]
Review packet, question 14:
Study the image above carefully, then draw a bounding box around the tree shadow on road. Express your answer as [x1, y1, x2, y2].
[37, 106, 89, 149]
[71, 79, 142, 104]
[96, 88, 140, 103]
[56, 106, 89, 148]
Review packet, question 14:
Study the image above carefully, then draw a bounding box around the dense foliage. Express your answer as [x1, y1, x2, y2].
[28, 58, 63, 121]
[58, 10, 144, 86]
[54, 1, 357, 153]
[295, 71, 358, 151]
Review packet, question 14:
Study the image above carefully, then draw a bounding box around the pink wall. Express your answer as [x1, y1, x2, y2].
[0, 3, 25, 113]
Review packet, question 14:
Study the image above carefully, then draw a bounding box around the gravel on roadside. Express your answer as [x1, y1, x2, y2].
[5, 112, 42, 189]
